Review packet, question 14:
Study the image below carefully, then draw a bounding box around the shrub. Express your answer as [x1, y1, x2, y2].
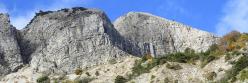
[164, 77, 170, 83]
[225, 54, 232, 61]
[239, 69, 248, 81]
[37, 75, 50, 83]
[219, 31, 241, 51]
[115, 75, 127, 83]
[131, 60, 151, 76]
[80, 77, 95, 83]
[165, 52, 188, 63]
[151, 75, 156, 79]
[166, 63, 182, 70]
[204, 72, 217, 80]
[74, 68, 83, 75]
[85, 72, 91, 76]
[109, 59, 117, 64]
[200, 55, 216, 68]
[95, 71, 100, 76]
[231, 50, 241, 55]
[62, 77, 94, 83]
[218, 56, 248, 82]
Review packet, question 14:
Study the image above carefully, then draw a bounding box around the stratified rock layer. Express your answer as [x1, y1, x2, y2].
[18, 8, 130, 74]
[114, 12, 218, 56]
[0, 14, 23, 76]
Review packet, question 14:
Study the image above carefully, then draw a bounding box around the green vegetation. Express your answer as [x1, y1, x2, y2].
[62, 77, 94, 83]
[218, 55, 248, 82]
[124, 31, 248, 82]
[164, 77, 170, 83]
[239, 69, 248, 81]
[109, 59, 117, 64]
[95, 71, 100, 76]
[166, 63, 182, 70]
[85, 72, 91, 76]
[115, 75, 127, 83]
[37, 75, 50, 83]
[80, 77, 95, 83]
[204, 72, 217, 80]
[74, 68, 83, 75]
[151, 75, 156, 79]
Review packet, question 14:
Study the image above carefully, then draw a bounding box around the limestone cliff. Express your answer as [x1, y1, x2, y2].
[114, 12, 219, 56]
[0, 14, 23, 76]
[0, 7, 222, 82]
[17, 7, 131, 74]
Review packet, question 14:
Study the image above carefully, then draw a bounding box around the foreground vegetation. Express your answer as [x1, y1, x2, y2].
[36, 31, 248, 83]
[114, 31, 248, 83]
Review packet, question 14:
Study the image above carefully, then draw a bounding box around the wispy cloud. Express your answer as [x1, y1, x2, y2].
[216, 0, 248, 36]
[9, 0, 91, 29]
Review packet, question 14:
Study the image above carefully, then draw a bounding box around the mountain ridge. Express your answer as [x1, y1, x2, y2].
[0, 7, 220, 82]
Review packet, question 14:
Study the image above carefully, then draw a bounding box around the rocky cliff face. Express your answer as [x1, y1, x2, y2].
[17, 8, 130, 74]
[114, 12, 219, 56]
[0, 14, 23, 76]
[0, 7, 219, 79]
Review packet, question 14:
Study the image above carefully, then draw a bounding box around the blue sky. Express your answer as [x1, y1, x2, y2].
[0, 0, 248, 36]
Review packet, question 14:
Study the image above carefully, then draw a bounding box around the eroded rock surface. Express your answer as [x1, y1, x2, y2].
[0, 14, 23, 76]
[114, 12, 219, 56]
[17, 8, 130, 74]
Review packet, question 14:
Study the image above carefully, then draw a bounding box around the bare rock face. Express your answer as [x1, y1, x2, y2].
[0, 14, 23, 76]
[114, 12, 219, 56]
[17, 8, 130, 74]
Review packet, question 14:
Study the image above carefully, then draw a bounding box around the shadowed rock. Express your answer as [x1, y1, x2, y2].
[0, 14, 23, 76]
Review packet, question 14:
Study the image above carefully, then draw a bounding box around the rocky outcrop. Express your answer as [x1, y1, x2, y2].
[0, 8, 219, 78]
[114, 12, 219, 56]
[0, 14, 23, 76]
[17, 7, 130, 74]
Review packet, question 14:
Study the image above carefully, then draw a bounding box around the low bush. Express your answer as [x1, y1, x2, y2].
[85, 72, 91, 76]
[204, 72, 217, 80]
[62, 77, 94, 83]
[95, 71, 100, 76]
[80, 77, 95, 83]
[115, 75, 127, 83]
[218, 56, 248, 82]
[151, 75, 156, 79]
[37, 75, 50, 83]
[166, 63, 182, 70]
[74, 68, 83, 75]
[109, 59, 117, 64]
[239, 69, 248, 81]
[200, 55, 216, 68]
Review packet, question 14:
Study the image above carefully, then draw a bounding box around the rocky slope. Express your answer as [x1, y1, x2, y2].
[0, 7, 222, 82]
[1, 52, 245, 83]
[17, 7, 133, 75]
[114, 12, 218, 56]
[0, 14, 23, 77]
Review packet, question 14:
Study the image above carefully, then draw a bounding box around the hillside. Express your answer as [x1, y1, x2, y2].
[0, 7, 248, 83]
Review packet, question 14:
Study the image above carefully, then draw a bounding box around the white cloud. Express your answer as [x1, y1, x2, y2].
[10, 0, 91, 29]
[216, 0, 248, 36]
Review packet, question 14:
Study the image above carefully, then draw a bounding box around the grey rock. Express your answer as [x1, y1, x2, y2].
[0, 14, 23, 76]
[114, 12, 219, 56]
[18, 8, 130, 74]
[0, 8, 220, 77]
